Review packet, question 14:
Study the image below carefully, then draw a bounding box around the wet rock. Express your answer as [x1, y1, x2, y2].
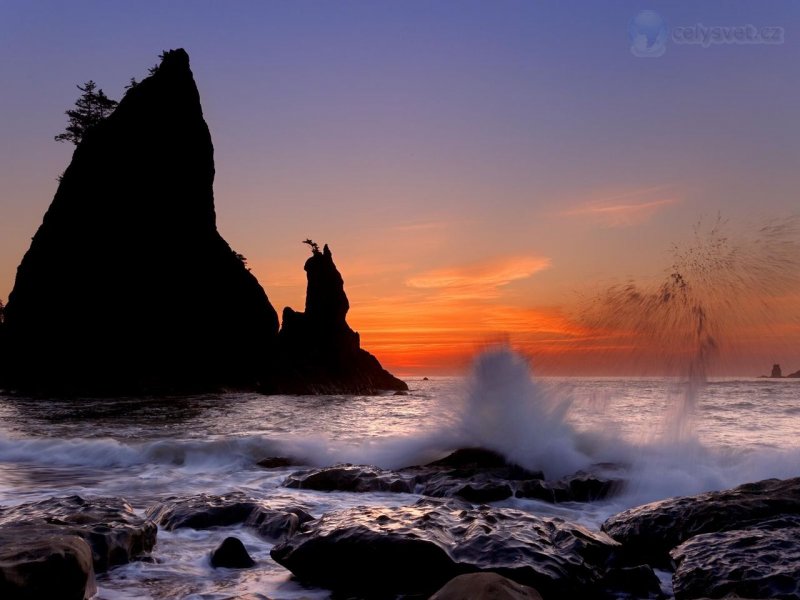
[245, 506, 314, 541]
[0, 526, 96, 600]
[515, 472, 621, 503]
[256, 457, 298, 469]
[270, 498, 620, 598]
[0, 495, 156, 572]
[281, 449, 620, 505]
[421, 448, 544, 480]
[146, 492, 259, 530]
[514, 478, 572, 503]
[210, 536, 255, 569]
[430, 572, 543, 600]
[284, 465, 413, 493]
[265, 243, 407, 394]
[1, 49, 279, 395]
[417, 474, 514, 503]
[145, 492, 310, 541]
[602, 477, 800, 566]
[671, 516, 800, 600]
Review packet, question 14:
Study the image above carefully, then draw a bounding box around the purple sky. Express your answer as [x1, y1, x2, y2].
[1, 1, 798, 373]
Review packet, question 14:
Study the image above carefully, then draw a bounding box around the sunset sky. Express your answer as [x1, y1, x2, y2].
[1, 1, 799, 375]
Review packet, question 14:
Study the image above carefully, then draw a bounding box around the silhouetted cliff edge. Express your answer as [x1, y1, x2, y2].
[0, 49, 405, 396]
[265, 243, 408, 394]
[1, 49, 279, 394]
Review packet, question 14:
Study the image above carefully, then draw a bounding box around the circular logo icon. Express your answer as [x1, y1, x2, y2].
[628, 10, 668, 57]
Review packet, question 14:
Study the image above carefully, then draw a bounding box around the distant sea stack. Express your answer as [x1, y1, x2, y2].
[1, 49, 279, 394]
[267, 243, 408, 394]
[770, 364, 783, 378]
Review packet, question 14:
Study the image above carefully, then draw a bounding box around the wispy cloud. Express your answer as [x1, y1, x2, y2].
[562, 186, 680, 227]
[406, 256, 551, 298]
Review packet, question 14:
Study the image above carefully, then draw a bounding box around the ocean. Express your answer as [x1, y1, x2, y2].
[1, 349, 799, 599]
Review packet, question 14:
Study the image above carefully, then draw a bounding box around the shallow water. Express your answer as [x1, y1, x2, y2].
[1, 362, 799, 599]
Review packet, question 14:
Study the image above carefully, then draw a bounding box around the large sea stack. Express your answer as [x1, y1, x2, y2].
[268, 243, 407, 394]
[0, 49, 279, 394]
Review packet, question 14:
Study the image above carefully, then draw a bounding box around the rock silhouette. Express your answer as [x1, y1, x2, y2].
[210, 536, 256, 569]
[1, 49, 279, 394]
[771, 363, 783, 378]
[0, 49, 404, 396]
[266, 243, 407, 394]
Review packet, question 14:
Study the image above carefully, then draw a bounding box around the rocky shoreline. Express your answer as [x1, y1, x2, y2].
[2, 448, 798, 599]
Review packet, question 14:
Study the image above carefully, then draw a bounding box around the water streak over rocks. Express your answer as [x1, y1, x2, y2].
[602, 477, 800, 566]
[671, 516, 800, 600]
[270, 498, 636, 598]
[145, 492, 313, 541]
[0, 495, 156, 572]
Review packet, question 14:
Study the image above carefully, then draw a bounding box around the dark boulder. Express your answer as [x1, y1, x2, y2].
[671, 516, 800, 600]
[256, 456, 298, 469]
[0, 495, 156, 572]
[772, 363, 783, 378]
[411, 450, 618, 504]
[417, 474, 514, 503]
[145, 492, 312, 541]
[516, 471, 620, 503]
[423, 448, 543, 480]
[270, 498, 621, 598]
[265, 243, 407, 394]
[284, 464, 413, 493]
[514, 478, 572, 503]
[146, 492, 261, 530]
[0, 526, 96, 600]
[210, 536, 256, 569]
[602, 477, 800, 567]
[245, 506, 314, 541]
[430, 573, 543, 600]
[0, 48, 278, 395]
[281, 449, 620, 505]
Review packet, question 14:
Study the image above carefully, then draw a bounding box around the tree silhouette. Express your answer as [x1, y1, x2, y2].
[55, 81, 118, 145]
[303, 239, 320, 254]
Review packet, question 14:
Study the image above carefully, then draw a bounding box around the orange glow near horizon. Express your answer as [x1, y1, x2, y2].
[252, 246, 800, 378]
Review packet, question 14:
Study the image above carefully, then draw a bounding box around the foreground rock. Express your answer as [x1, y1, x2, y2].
[0, 495, 156, 572]
[0, 526, 96, 600]
[284, 448, 621, 505]
[602, 477, 800, 566]
[0, 49, 279, 395]
[145, 492, 313, 541]
[671, 515, 800, 600]
[271, 498, 656, 598]
[430, 573, 543, 600]
[210, 536, 256, 569]
[265, 243, 407, 394]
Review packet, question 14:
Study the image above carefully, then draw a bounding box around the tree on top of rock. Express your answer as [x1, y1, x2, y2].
[54, 80, 118, 145]
[303, 239, 321, 255]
